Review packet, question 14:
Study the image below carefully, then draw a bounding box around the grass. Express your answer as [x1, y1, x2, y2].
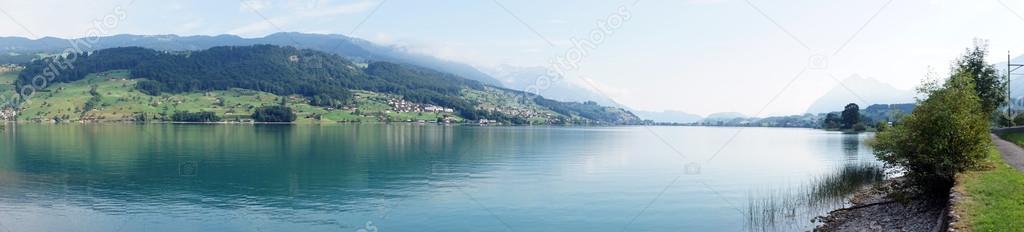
[0, 70, 16, 104]
[746, 162, 884, 231]
[953, 143, 1024, 231]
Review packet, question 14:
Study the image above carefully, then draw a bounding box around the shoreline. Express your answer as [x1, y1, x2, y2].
[0, 121, 633, 127]
[814, 178, 948, 232]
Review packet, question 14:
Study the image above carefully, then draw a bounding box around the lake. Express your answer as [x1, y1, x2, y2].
[0, 124, 880, 231]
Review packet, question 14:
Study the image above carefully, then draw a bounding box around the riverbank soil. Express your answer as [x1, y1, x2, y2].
[814, 179, 947, 232]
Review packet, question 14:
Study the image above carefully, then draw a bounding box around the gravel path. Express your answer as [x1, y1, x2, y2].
[990, 134, 1024, 172]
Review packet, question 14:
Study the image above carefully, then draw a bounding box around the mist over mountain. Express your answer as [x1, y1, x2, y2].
[806, 75, 915, 114]
[481, 65, 620, 107]
[0, 33, 503, 86]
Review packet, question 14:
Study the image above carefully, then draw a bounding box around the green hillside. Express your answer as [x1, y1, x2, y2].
[8, 45, 639, 125]
[8, 69, 631, 124]
[13, 70, 462, 123]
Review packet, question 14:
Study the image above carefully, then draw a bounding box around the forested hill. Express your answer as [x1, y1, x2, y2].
[14, 45, 639, 124]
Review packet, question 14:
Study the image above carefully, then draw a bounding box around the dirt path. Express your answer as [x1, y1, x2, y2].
[990, 134, 1024, 172]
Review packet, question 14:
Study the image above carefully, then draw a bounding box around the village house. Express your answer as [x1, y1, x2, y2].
[0, 107, 17, 121]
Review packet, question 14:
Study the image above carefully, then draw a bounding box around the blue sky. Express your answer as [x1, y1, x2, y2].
[2, 0, 1024, 116]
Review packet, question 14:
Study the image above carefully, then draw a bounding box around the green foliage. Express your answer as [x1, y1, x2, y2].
[534, 98, 635, 124]
[875, 122, 889, 132]
[841, 103, 860, 129]
[136, 80, 163, 95]
[252, 106, 296, 123]
[823, 113, 841, 129]
[133, 112, 148, 122]
[872, 73, 991, 195]
[171, 111, 221, 122]
[952, 39, 1005, 116]
[82, 85, 102, 113]
[851, 123, 867, 132]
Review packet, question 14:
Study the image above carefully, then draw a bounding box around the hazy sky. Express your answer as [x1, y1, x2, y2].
[2, 0, 1024, 116]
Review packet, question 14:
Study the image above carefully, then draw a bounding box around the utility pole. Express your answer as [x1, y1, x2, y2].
[1008, 51, 1024, 126]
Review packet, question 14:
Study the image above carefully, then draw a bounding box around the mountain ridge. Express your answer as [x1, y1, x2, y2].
[806, 75, 915, 114]
[0, 33, 504, 86]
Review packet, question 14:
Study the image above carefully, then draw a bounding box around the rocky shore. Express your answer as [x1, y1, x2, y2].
[814, 179, 948, 232]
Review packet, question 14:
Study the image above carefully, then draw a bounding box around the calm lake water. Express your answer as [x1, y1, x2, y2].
[0, 124, 879, 231]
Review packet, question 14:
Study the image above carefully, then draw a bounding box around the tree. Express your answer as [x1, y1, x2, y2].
[841, 103, 860, 129]
[252, 106, 296, 123]
[171, 111, 221, 122]
[823, 113, 841, 129]
[953, 39, 1005, 116]
[872, 73, 990, 195]
[136, 80, 163, 95]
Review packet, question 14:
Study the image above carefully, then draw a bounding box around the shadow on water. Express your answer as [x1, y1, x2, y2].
[745, 162, 885, 232]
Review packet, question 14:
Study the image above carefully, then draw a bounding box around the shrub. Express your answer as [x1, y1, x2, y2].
[871, 73, 990, 196]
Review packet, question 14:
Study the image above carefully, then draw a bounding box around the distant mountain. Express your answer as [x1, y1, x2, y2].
[482, 65, 620, 106]
[994, 54, 1024, 99]
[634, 110, 703, 123]
[705, 112, 747, 120]
[0, 33, 503, 86]
[861, 103, 916, 123]
[806, 76, 915, 114]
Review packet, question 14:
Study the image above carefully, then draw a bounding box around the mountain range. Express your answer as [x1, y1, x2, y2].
[0, 33, 504, 86]
[0, 33, 631, 111]
[805, 75, 915, 114]
[481, 65, 620, 107]
[2, 44, 639, 124]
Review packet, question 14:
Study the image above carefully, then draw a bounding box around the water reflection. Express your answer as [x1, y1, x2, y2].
[842, 133, 861, 160]
[745, 132, 883, 232]
[0, 125, 882, 231]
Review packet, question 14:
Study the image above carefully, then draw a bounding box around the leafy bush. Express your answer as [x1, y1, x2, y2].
[251, 106, 296, 123]
[872, 73, 990, 195]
